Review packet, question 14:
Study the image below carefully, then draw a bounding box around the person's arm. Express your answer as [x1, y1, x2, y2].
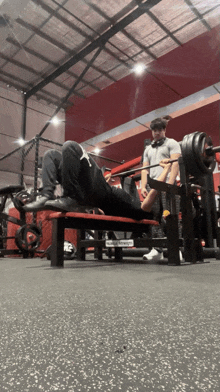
[167, 153, 181, 185]
[141, 160, 149, 198]
[141, 160, 171, 212]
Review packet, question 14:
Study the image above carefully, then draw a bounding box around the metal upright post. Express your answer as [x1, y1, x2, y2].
[20, 94, 27, 186]
[34, 135, 40, 196]
[179, 156, 197, 263]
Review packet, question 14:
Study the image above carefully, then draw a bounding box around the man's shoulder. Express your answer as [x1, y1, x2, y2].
[165, 137, 180, 145]
[165, 137, 181, 154]
[143, 144, 153, 159]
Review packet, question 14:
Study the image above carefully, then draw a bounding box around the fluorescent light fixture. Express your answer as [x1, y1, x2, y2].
[133, 63, 146, 75]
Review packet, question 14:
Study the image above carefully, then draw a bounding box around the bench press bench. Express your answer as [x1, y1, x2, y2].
[49, 212, 182, 267]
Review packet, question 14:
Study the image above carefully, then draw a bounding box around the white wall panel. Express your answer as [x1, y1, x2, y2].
[0, 86, 65, 191]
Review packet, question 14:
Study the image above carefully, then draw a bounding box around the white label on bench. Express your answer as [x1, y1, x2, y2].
[105, 239, 134, 247]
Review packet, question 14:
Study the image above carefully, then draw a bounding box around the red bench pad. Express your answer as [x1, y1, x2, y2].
[49, 212, 159, 226]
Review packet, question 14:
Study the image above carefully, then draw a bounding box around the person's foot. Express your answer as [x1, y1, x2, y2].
[143, 248, 163, 261]
[45, 197, 86, 212]
[23, 195, 51, 212]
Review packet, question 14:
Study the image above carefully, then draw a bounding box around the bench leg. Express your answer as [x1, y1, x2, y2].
[114, 247, 123, 261]
[94, 230, 103, 260]
[77, 229, 86, 260]
[51, 218, 65, 267]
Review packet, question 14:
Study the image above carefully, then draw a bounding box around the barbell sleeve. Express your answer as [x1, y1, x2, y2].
[212, 146, 220, 153]
[205, 145, 220, 156]
[111, 158, 179, 178]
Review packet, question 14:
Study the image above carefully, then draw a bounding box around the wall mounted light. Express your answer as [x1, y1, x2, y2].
[93, 147, 101, 154]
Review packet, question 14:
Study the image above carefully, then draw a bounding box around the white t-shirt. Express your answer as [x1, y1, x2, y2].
[143, 137, 181, 180]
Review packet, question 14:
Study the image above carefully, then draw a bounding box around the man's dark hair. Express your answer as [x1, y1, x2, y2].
[150, 115, 172, 131]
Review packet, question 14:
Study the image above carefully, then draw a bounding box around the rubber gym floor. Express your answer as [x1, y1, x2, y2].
[0, 255, 219, 392]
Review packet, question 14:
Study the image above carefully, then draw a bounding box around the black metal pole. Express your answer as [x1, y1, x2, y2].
[20, 94, 27, 185]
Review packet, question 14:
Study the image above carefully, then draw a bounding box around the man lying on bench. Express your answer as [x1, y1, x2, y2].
[23, 141, 172, 220]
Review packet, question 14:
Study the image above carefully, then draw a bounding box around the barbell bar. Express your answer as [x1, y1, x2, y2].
[205, 145, 220, 156]
[111, 132, 219, 179]
[111, 158, 178, 178]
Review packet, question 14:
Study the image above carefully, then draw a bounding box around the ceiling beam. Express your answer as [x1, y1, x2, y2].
[85, 1, 157, 60]
[0, 72, 65, 107]
[0, 51, 85, 98]
[183, 0, 211, 31]
[6, 37, 101, 93]
[16, 18, 117, 83]
[145, 10, 182, 46]
[25, 0, 162, 98]
[38, 45, 105, 137]
[34, 0, 147, 71]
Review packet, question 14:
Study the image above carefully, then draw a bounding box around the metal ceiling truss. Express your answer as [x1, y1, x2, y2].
[0, 70, 69, 107]
[0, 52, 84, 98]
[1, 0, 214, 108]
[16, 17, 117, 84]
[183, 0, 211, 31]
[145, 9, 182, 46]
[84, 1, 157, 60]
[38, 44, 105, 138]
[6, 37, 101, 94]
[25, 0, 162, 99]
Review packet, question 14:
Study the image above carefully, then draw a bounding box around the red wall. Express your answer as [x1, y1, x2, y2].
[66, 26, 220, 146]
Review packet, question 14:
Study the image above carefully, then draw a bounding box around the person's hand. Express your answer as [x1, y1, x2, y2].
[98, 208, 105, 215]
[159, 159, 172, 171]
[141, 187, 148, 198]
[104, 172, 112, 183]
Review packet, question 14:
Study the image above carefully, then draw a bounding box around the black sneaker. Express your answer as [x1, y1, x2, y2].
[23, 195, 51, 212]
[45, 197, 83, 212]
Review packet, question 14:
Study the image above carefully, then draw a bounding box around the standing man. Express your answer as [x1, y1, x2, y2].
[141, 115, 181, 261]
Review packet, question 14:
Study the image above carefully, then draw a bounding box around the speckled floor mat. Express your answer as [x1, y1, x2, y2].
[0, 257, 219, 391]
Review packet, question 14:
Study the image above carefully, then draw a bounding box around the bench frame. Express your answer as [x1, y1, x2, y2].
[50, 212, 182, 267]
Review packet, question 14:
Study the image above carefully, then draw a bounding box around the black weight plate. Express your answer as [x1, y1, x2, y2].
[181, 132, 202, 177]
[15, 224, 41, 252]
[182, 132, 215, 177]
[192, 132, 215, 174]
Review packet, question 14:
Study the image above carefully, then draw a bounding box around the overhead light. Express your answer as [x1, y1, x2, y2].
[94, 147, 101, 154]
[50, 116, 62, 125]
[133, 63, 146, 75]
[14, 138, 26, 146]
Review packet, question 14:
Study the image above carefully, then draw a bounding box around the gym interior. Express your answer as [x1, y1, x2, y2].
[0, 1, 220, 391]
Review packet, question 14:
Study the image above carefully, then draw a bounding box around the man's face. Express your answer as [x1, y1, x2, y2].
[152, 128, 166, 141]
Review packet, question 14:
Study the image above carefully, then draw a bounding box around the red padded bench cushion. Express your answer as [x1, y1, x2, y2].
[49, 211, 159, 226]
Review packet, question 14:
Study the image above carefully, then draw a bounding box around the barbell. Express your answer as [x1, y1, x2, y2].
[111, 132, 220, 178]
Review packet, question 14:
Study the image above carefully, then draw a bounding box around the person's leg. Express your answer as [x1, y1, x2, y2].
[142, 186, 164, 261]
[103, 186, 154, 221]
[45, 141, 99, 211]
[42, 149, 62, 198]
[23, 149, 62, 212]
[61, 141, 90, 200]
